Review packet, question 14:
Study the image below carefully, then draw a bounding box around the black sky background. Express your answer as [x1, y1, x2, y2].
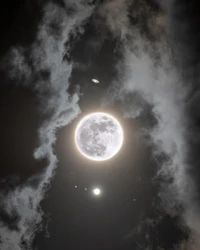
[0, 1, 200, 250]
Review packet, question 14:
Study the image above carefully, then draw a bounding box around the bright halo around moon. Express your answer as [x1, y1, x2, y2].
[75, 112, 123, 161]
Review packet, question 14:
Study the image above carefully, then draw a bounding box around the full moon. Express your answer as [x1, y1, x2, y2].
[75, 112, 123, 161]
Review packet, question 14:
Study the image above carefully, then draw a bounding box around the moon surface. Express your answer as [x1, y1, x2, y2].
[75, 112, 123, 161]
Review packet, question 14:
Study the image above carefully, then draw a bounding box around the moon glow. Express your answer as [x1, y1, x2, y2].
[75, 112, 123, 161]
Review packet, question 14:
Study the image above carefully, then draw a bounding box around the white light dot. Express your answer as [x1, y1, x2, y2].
[93, 188, 101, 196]
[92, 79, 99, 83]
[75, 186, 77, 188]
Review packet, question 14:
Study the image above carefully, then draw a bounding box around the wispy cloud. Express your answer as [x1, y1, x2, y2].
[98, 0, 200, 248]
[0, 1, 93, 249]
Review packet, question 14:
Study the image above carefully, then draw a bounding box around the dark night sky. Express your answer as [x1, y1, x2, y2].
[0, 1, 200, 250]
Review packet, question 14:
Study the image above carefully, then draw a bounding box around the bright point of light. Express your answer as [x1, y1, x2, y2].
[92, 79, 99, 83]
[75, 112, 124, 161]
[93, 188, 101, 196]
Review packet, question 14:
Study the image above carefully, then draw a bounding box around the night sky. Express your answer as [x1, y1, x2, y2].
[1, 1, 200, 250]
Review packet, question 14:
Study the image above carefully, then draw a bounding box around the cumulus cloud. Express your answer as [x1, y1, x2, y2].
[0, 1, 93, 249]
[98, 0, 200, 248]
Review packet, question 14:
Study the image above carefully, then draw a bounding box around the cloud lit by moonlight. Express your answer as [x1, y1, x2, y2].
[75, 112, 123, 161]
